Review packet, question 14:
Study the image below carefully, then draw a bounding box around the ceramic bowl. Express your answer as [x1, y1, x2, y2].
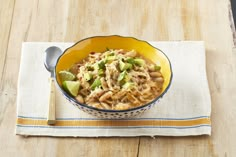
[55, 35, 173, 119]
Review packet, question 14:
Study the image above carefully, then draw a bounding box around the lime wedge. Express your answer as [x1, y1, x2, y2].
[59, 71, 75, 82]
[62, 81, 80, 97]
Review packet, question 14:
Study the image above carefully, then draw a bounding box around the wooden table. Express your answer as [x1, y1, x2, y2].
[0, 0, 236, 156]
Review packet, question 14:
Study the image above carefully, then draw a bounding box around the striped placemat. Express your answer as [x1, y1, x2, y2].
[16, 41, 211, 137]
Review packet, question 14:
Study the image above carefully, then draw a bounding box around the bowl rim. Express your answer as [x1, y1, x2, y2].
[55, 35, 173, 113]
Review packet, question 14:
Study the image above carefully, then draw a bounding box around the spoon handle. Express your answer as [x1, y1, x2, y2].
[47, 77, 56, 125]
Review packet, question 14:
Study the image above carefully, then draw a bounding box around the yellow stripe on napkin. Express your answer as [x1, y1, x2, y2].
[17, 117, 210, 127]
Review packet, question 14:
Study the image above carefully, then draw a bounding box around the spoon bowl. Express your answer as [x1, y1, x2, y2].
[44, 46, 63, 76]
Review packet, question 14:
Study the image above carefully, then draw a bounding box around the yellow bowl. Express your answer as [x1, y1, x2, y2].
[55, 35, 173, 119]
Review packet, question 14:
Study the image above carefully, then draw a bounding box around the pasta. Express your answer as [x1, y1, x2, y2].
[61, 49, 164, 110]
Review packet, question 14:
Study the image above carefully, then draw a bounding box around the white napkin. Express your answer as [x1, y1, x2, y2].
[16, 41, 211, 137]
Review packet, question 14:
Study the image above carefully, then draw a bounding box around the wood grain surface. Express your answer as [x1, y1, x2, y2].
[0, 0, 236, 156]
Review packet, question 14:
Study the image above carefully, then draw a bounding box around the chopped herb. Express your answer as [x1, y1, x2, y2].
[106, 55, 116, 62]
[98, 69, 104, 76]
[126, 57, 135, 64]
[134, 58, 145, 66]
[122, 82, 134, 89]
[118, 71, 127, 82]
[154, 65, 161, 71]
[98, 60, 106, 69]
[84, 73, 92, 81]
[119, 60, 125, 71]
[119, 60, 132, 71]
[91, 78, 101, 90]
[108, 52, 115, 56]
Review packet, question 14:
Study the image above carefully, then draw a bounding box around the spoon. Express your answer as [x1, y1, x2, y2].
[44, 46, 63, 125]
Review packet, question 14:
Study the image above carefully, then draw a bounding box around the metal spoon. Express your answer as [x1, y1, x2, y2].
[44, 46, 63, 125]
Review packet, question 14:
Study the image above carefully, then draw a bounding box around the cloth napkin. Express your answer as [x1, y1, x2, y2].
[16, 41, 211, 137]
